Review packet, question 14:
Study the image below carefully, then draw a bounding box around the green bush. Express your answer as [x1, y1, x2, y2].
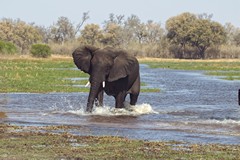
[0, 40, 17, 54]
[30, 44, 51, 58]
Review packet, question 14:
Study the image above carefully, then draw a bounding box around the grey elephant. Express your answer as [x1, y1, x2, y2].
[72, 45, 140, 112]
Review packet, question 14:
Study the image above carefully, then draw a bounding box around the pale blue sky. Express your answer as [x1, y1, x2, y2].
[0, 0, 239, 27]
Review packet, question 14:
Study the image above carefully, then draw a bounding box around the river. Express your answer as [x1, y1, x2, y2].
[1, 64, 240, 145]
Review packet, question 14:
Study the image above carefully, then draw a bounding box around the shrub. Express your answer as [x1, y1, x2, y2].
[30, 44, 51, 58]
[0, 40, 17, 54]
[218, 45, 240, 58]
[49, 41, 79, 56]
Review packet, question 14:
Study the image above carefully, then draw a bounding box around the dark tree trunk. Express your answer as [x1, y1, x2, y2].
[198, 46, 207, 59]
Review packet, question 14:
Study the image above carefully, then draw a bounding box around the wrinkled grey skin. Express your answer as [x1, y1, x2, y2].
[72, 45, 140, 112]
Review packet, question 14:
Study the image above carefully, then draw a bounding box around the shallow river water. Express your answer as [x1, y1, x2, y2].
[1, 64, 240, 145]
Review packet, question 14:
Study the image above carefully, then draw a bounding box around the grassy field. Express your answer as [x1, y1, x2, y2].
[0, 56, 159, 93]
[0, 58, 88, 93]
[140, 58, 240, 80]
[1, 124, 239, 160]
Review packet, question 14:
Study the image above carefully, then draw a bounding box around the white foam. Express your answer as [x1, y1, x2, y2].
[203, 119, 240, 125]
[68, 103, 157, 116]
[68, 109, 86, 115]
[127, 103, 158, 115]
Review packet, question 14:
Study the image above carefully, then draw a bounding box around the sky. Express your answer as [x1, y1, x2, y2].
[0, 0, 240, 28]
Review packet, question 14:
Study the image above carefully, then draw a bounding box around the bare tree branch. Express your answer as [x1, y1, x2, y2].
[75, 11, 90, 36]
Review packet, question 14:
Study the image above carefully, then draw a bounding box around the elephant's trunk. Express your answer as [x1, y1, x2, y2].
[86, 80, 101, 113]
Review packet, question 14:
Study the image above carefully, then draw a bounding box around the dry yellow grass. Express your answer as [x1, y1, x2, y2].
[0, 54, 72, 61]
[1, 54, 240, 63]
[138, 57, 240, 63]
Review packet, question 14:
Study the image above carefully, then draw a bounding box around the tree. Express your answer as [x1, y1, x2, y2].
[124, 14, 143, 44]
[233, 32, 240, 46]
[224, 23, 240, 46]
[135, 23, 148, 44]
[101, 23, 123, 46]
[166, 12, 226, 59]
[35, 25, 51, 43]
[101, 14, 125, 47]
[74, 11, 90, 36]
[189, 19, 226, 58]
[79, 24, 103, 45]
[0, 18, 42, 53]
[145, 20, 164, 44]
[50, 17, 75, 44]
[224, 23, 239, 45]
[166, 12, 197, 58]
[103, 13, 125, 26]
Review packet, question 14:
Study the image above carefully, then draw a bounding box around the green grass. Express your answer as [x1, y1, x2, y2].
[206, 71, 240, 80]
[0, 58, 159, 93]
[0, 58, 88, 93]
[142, 60, 240, 80]
[143, 61, 240, 71]
[0, 124, 239, 160]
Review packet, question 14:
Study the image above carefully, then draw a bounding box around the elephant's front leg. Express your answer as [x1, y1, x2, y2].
[115, 91, 126, 108]
[95, 90, 104, 107]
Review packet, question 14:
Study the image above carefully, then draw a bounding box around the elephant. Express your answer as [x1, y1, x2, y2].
[72, 45, 140, 112]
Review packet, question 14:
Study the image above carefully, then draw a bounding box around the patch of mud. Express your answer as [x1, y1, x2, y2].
[0, 112, 7, 118]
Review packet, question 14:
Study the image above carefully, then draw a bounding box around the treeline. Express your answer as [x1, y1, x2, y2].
[1, 12, 240, 59]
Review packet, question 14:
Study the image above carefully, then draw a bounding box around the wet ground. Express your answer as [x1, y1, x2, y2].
[1, 65, 240, 145]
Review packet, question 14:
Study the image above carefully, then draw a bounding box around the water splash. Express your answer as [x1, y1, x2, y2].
[68, 103, 157, 116]
[68, 108, 86, 115]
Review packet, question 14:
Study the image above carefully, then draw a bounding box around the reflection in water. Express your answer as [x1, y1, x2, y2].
[1, 65, 240, 144]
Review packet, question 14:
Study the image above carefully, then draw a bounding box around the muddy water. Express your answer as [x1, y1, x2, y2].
[1, 65, 240, 144]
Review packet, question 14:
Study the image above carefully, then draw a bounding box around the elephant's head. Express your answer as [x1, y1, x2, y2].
[72, 45, 138, 112]
[72, 45, 99, 74]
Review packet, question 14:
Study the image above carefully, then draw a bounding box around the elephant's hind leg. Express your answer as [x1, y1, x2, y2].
[129, 76, 140, 106]
[115, 91, 126, 108]
[130, 93, 138, 105]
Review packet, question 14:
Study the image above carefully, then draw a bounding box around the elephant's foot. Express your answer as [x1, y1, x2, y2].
[86, 108, 92, 113]
[86, 102, 93, 113]
[115, 105, 124, 109]
[115, 100, 125, 108]
[130, 93, 139, 106]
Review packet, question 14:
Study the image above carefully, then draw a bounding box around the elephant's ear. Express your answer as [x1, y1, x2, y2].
[108, 53, 137, 82]
[72, 45, 98, 73]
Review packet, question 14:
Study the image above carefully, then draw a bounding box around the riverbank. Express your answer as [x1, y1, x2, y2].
[1, 124, 239, 159]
